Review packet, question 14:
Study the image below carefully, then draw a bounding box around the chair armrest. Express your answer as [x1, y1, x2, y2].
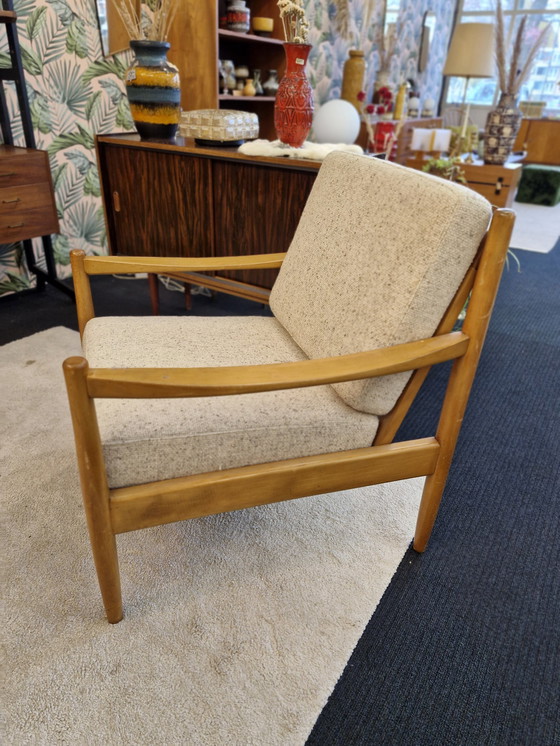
[82, 253, 286, 275]
[70, 249, 287, 339]
[83, 332, 469, 399]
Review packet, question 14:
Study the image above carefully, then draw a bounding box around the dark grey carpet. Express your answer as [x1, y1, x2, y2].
[307, 243, 560, 746]
[1, 244, 558, 745]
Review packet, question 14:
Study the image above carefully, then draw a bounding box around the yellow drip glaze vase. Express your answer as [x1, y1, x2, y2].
[125, 40, 181, 141]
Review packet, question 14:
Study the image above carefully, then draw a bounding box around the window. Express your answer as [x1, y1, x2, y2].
[446, 0, 560, 112]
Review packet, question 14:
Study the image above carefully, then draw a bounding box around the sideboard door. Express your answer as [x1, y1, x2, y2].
[211, 160, 317, 289]
[100, 145, 214, 258]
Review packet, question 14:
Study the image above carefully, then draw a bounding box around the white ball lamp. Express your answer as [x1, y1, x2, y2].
[312, 99, 361, 144]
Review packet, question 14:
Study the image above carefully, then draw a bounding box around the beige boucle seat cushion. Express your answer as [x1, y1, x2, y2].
[83, 316, 379, 489]
[270, 151, 492, 416]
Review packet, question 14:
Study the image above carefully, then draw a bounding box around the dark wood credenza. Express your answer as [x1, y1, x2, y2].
[96, 134, 321, 303]
[96, 125, 443, 306]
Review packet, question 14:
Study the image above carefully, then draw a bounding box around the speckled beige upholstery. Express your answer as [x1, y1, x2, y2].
[83, 316, 378, 489]
[270, 152, 492, 415]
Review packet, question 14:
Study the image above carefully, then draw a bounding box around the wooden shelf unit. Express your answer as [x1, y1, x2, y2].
[167, 1, 284, 140]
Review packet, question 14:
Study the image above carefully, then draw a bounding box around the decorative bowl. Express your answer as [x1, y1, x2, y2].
[252, 17, 274, 36]
[179, 109, 259, 147]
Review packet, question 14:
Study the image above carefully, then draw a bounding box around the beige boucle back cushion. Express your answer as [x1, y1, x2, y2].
[269, 151, 492, 416]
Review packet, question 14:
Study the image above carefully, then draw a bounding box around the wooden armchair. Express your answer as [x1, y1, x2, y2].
[63, 152, 514, 623]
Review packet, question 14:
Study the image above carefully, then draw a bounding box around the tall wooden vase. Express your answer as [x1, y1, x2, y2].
[274, 43, 313, 148]
[341, 49, 366, 112]
[125, 40, 181, 141]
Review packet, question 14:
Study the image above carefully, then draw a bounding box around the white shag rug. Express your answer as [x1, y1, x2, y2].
[1, 327, 423, 745]
[510, 199, 560, 253]
[238, 138, 363, 160]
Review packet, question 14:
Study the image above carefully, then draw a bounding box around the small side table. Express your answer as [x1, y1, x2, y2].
[459, 160, 523, 208]
[406, 153, 523, 208]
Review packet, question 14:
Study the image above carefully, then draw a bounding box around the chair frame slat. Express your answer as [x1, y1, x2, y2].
[109, 438, 440, 534]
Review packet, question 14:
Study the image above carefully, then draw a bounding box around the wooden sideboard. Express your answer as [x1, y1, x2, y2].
[513, 118, 560, 165]
[96, 134, 321, 300]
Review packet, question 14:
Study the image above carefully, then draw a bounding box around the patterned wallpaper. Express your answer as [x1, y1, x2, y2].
[0, 0, 456, 295]
[0, 0, 132, 294]
[307, 0, 456, 105]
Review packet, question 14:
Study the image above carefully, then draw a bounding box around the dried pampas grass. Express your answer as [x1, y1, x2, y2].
[333, 0, 377, 48]
[111, 0, 177, 42]
[495, 0, 551, 96]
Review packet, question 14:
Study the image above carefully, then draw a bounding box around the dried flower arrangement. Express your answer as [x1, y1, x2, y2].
[357, 88, 400, 157]
[495, 0, 551, 97]
[377, 22, 397, 76]
[333, 0, 376, 50]
[112, 0, 177, 42]
[277, 0, 310, 43]
[333, 0, 395, 65]
[357, 87, 393, 139]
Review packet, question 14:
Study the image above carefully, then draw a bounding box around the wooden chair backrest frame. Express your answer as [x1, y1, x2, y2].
[63, 208, 515, 622]
[374, 242, 482, 446]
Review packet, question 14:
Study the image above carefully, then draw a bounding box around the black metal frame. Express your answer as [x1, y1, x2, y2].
[0, 0, 73, 299]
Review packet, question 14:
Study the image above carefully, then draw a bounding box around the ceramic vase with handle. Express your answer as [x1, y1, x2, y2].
[483, 93, 522, 165]
[125, 40, 181, 141]
[274, 43, 314, 148]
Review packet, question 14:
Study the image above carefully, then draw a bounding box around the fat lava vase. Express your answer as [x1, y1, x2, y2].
[483, 93, 522, 166]
[274, 43, 313, 148]
[125, 40, 181, 141]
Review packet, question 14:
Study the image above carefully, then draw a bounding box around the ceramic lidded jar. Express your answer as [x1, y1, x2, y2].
[227, 0, 250, 33]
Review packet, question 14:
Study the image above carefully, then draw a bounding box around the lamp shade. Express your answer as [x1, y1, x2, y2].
[443, 23, 495, 78]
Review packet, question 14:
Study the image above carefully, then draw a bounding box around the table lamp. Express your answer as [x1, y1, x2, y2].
[444, 23, 495, 157]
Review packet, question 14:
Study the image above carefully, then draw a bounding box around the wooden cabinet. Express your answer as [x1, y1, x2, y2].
[102, 145, 214, 259]
[167, 1, 285, 140]
[0, 145, 58, 243]
[513, 119, 560, 165]
[96, 134, 319, 297]
[460, 161, 522, 208]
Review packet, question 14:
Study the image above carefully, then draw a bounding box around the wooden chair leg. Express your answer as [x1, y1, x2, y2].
[414, 209, 515, 552]
[414, 468, 450, 552]
[148, 273, 159, 315]
[184, 282, 192, 311]
[63, 356, 123, 623]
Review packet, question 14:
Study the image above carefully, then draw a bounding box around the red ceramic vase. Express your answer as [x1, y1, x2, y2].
[274, 43, 313, 148]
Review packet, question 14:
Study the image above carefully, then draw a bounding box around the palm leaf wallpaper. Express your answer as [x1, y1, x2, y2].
[0, 0, 453, 296]
[0, 0, 133, 294]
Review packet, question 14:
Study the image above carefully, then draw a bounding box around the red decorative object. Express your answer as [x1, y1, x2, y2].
[372, 121, 397, 160]
[274, 43, 313, 148]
